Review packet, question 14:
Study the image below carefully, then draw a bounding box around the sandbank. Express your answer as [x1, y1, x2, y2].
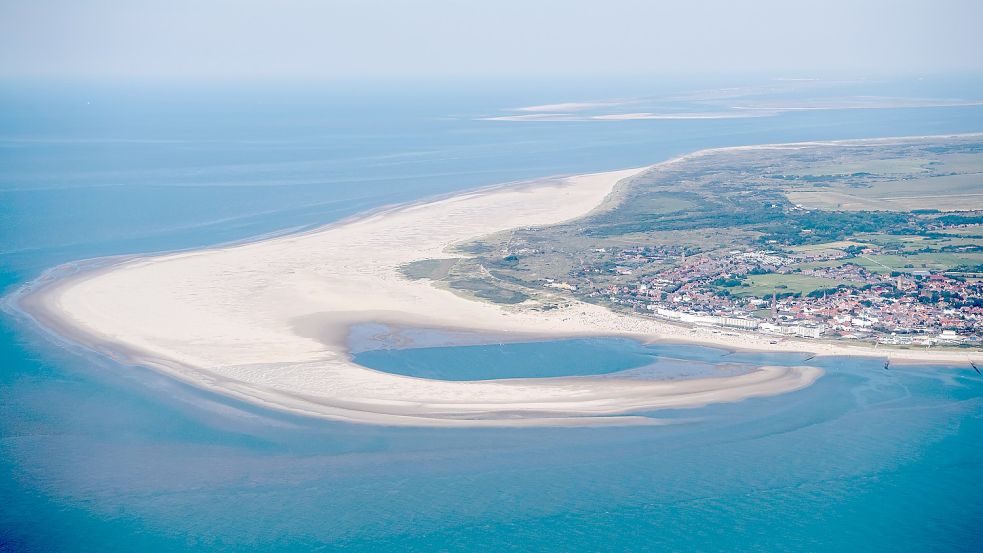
[16, 138, 979, 426]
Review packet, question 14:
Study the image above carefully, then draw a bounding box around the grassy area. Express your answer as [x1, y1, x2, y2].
[781, 151, 983, 211]
[447, 278, 529, 304]
[787, 186, 983, 212]
[621, 193, 697, 215]
[844, 252, 983, 273]
[400, 258, 460, 280]
[849, 233, 983, 254]
[727, 273, 849, 297]
[782, 158, 930, 176]
[942, 225, 983, 237]
[785, 190, 885, 211]
[789, 240, 870, 253]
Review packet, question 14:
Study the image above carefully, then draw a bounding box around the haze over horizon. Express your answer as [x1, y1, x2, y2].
[2, 0, 982, 82]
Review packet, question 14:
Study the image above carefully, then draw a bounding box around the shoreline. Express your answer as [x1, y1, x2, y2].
[11, 134, 982, 426]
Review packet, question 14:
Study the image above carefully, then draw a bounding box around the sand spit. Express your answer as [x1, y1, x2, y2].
[18, 137, 981, 426]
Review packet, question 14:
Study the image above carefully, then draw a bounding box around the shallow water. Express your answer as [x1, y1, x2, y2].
[354, 336, 764, 380]
[2, 77, 982, 551]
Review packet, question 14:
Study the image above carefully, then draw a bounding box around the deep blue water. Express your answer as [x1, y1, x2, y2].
[2, 76, 983, 551]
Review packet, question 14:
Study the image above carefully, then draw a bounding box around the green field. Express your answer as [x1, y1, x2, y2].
[400, 258, 460, 280]
[853, 252, 983, 273]
[782, 150, 983, 211]
[942, 225, 983, 237]
[447, 277, 529, 304]
[789, 240, 870, 253]
[801, 252, 983, 273]
[852, 233, 983, 253]
[787, 185, 983, 212]
[782, 158, 931, 176]
[728, 273, 849, 297]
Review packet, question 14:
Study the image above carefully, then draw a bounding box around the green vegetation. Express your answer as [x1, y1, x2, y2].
[940, 225, 983, 237]
[781, 151, 983, 212]
[789, 240, 871, 253]
[447, 278, 529, 304]
[434, 137, 983, 314]
[401, 257, 532, 304]
[938, 214, 983, 226]
[757, 210, 911, 245]
[779, 158, 930, 176]
[800, 252, 983, 274]
[725, 274, 850, 298]
[400, 258, 460, 280]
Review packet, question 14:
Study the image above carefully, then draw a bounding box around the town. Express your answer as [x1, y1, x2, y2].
[456, 138, 983, 350]
[542, 243, 982, 347]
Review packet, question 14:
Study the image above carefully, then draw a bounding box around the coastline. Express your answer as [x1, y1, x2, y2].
[13, 136, 982, 426]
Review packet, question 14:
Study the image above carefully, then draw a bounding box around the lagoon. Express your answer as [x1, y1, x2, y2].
[352, 335, 812, 381]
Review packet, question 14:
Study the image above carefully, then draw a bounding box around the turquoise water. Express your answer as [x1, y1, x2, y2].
[2, 77, 983, 551]
[356, 337, 661, 380]
[353, 336, 809, 380]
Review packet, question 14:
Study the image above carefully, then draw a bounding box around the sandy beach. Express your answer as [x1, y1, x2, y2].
[15, 143, 980, 426]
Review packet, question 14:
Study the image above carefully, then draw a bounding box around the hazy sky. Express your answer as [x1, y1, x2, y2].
[2, 0, 982, 80]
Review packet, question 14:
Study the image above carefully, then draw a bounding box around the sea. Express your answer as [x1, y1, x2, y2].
[1, 76, 982, 551]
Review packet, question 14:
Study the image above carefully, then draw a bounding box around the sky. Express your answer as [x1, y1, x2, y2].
[1, 0, 982, 81]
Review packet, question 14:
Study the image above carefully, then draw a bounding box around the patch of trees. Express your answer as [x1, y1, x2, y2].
[937, 214, 983, 226]
[757, 210, 911, 245]
[806, 287, 847, 298]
